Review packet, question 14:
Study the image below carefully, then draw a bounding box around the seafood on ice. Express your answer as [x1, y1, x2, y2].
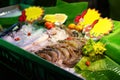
[2, 23, 87, 68]
[35, 37, 86, 68]
[2, 24, 69, 52]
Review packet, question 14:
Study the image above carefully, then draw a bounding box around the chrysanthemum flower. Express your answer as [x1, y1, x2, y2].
[25, 6, 44, 23]
[19, 6, 44, 23]
[25, 6, 43, 22]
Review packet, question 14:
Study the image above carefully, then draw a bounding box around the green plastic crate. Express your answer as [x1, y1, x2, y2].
[0, 22, 85, 80]
[0, 61, 28, 80]
[0, 35, 84, 80]
[0, 1, 88, 80]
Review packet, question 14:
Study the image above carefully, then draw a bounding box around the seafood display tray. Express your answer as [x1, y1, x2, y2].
[0, 23, 84, 80]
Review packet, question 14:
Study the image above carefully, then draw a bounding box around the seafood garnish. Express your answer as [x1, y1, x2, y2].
[35, 37, 86, 68]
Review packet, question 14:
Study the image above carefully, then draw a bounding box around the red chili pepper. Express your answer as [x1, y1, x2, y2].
[45, 22, 55, 29]
[14, 37, 20, 41]
[74, 15, 82, 23]
[81, 10, 87, 18]
[19, 15, 26, 22]
[66, 37, 73, 40]
[74, 10, 87, 23]
[85, 60, 90, 66]
[83, 25, 92, 33]
[27, 32, 31, 36]
[91, 20, 99, 28]
[22, 10, 26, 15]
[19, 10, 26, 22]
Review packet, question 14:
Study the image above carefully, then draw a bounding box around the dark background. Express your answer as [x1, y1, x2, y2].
[0, 0, 120, 20]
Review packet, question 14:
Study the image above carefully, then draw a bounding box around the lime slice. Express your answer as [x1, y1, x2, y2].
[43, 13, 68, 24]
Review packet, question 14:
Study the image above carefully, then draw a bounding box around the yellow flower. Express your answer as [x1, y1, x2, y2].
[81, 8, 100, 28]
[82, 39, 106, 57]
[90, 18, 113, 37]
[25, 6, 44, 23]
[93, 42, 106, 55]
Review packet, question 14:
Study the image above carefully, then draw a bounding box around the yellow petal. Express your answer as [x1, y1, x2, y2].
[25, 6, 44, 22]
[90, 18, 113, 37]
[83, 8, 101, 27]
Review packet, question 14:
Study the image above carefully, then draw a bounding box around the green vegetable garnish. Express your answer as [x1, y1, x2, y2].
[82, 39, 106, 61]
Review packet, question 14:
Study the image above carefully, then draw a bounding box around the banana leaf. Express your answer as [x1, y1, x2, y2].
[75, 56, 120, 80]
[80, 70, 120, 80]
[100, 21, 120, 65]
[44, 1, 88, 25]
[0, 0, 88, 28]
[74, 21, 120, 80]
[19, 1, 88, 26]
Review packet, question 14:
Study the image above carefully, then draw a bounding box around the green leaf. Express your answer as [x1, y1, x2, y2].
[100, 21, 120, 65]
[74, 56, 120, 80]
[75, 57, 107, 72]
[44, 2, 88, 25]
[80, 70, 120, 80]
[56, 0, 68, 6]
